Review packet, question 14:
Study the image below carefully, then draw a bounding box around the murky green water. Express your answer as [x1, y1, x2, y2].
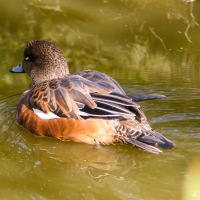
[0, 0, 200, 199]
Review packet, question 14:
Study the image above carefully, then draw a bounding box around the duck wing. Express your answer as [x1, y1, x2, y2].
[28, 75, 116, 119]
[75, 69, 126, 95]
[76, 70, 166, 102]
[28, 73, 143, 120]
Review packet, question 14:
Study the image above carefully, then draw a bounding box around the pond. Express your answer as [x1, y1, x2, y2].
[0, 0, 200, 199]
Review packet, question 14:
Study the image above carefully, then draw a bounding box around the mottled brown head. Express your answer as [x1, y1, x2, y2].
[22, 40, 69, 85]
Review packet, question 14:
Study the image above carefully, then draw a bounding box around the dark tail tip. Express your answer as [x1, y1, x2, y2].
[124, 130, 175, 154]
[152, 131, 175, 149]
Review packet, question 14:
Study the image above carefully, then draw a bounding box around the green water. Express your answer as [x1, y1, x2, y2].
[0, 0, 200, 199]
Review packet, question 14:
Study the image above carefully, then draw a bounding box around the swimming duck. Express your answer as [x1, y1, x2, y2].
[10, 40, 174, 154]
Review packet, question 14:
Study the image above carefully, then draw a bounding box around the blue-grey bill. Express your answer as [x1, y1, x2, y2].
[9, 64, 25, 73]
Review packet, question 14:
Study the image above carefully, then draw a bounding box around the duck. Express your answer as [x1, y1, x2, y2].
[10, 40, 174, 154]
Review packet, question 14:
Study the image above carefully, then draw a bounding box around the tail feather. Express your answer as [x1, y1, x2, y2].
[126, 138, 162, 154]
[137, 135, 167, 146]
[117, 122, 175, 154]
[142, 129, 175, 149]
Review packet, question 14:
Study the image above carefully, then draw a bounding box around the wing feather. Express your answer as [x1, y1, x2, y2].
[29, 74, 145, 121]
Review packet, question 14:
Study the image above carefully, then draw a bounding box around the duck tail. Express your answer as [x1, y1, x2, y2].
[117, 122, 175, 154]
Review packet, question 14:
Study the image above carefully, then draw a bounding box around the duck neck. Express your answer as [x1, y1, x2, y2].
[31, 64, 70, 85]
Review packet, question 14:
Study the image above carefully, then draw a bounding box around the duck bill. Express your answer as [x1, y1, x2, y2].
[9, 64, 25, 73]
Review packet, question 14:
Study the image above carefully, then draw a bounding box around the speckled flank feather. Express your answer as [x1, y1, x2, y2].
[10, 40, 175, 153]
